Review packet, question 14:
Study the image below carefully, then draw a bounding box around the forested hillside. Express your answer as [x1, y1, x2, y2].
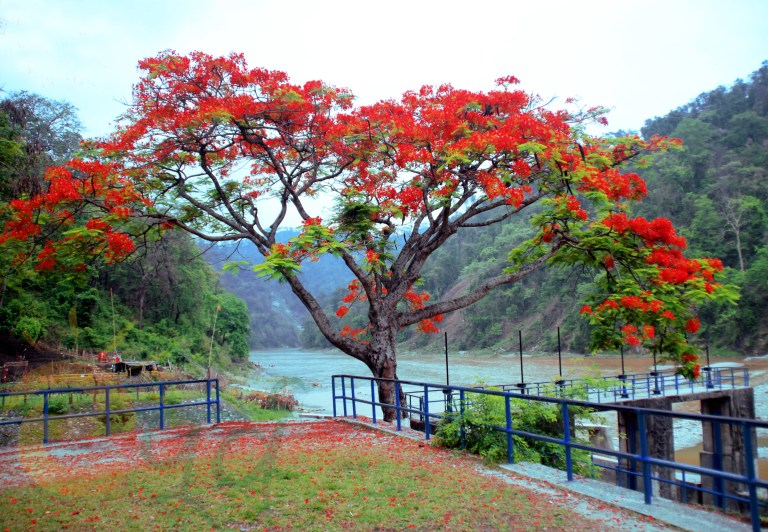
[252, 63, 768, 355]
[637, 63, 768, 352]
[0, 92, 250, 370]
[403, 62, 768, 355]
[204, 237, 345, 349]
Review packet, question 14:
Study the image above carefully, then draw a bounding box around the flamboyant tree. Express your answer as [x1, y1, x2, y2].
[1, 52, 735, 419]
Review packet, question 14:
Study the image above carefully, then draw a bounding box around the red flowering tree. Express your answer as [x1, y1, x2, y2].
[0, 52, 734, 419]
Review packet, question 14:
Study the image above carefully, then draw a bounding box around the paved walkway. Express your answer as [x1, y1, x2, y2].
[499, 462, 753, 532]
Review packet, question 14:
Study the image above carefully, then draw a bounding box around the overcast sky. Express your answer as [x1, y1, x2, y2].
[1, 0, 767, 139]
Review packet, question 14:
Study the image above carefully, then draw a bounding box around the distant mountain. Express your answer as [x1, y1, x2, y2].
[203, 233, 350, 349]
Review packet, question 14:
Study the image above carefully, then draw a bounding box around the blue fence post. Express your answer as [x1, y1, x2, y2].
[370, 379, 377, 424]
[215, 379, 221, 423]
[562, 401, 573, 481]
[418, 397, 424, 422]
[395, 380, 402, 432]
[505, 395, 513, 464]
[43, 392, 49, 444]
[159, 383, 165, 430]
[459, 389, 466, 449]
[206, 379, 212, 424]
[712, 414, 726, 511]
[638, 412, 652, 505]
[332, 377, 337, 417]
[423, 384, 430, 440]
[342, 377, 348, 417]
[741, 421, 760, 532]
[105, 387, 111, 437]
[351, 378, 357, 419]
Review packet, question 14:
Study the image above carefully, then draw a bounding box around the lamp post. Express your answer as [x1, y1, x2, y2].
[555, 327, 565, 387]
[443, 332, 452, 411]
[651, 341, 661, 395]
[619, 345, 629, 398]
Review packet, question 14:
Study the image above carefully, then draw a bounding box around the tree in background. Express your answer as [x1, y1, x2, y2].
[0, 91, 249, 367]
[0, 92, 84, 345]
[0, 92, 83, 198]
[639, 62, 768, 352]
[1, 52, 734, 419]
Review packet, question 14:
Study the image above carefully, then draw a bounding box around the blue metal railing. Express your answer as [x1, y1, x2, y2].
[485, 366, 746, 402]
[404, 366, 749, 417]
[404, 366, 749, 425]
[332, 374, 767, 531]
[0, 378, 221, 444]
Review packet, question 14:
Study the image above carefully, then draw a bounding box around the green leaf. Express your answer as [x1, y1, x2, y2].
[222, 260, 249, 274]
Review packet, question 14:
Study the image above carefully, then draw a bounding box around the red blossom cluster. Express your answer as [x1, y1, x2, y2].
[0, 159, 144, 270]
[600, 212, 724, 293]
[402, 289, 443, 334]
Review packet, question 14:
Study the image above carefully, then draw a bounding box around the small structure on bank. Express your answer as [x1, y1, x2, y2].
[113, 360, 159, 377]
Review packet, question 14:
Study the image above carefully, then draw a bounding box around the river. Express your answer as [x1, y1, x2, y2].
[247, 348, 768, 413]
[246, 348, 768, 476]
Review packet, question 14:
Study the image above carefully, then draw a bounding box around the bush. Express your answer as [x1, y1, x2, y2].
[434, 385, 600, 477]
[47, 397, 68, 415]
[242, 390, 298, 411]
[14, 316, 43, 344]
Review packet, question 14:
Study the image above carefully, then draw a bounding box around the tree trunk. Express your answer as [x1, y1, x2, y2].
[365, 327, 407, 422]
[735, 229, 745, 272]
[137, 288, 146, 329]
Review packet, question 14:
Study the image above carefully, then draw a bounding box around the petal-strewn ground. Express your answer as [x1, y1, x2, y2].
[1, 419, 676, 530]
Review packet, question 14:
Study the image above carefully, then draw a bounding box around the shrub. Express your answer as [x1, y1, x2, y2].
[14, 316, 43, 344]
[434, 385, 600, 477]
[47, 397, 68, 415]
[163, 391, 182, 405]
[243, 390, 298, 411]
